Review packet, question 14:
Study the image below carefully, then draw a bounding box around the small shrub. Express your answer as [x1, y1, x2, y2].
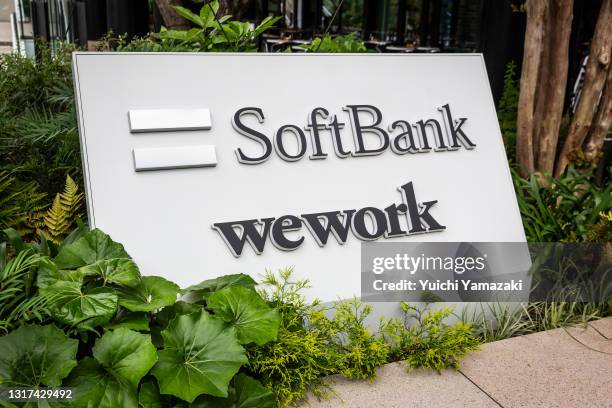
[248, 269, 336, 407]
[381, 303, 480, 372]
[308, 298, 389, 381]
[248, 271, 387, 406]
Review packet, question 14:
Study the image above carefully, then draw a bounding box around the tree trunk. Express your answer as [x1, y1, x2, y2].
[535, 0, 573, 175]
[516, 0, 548, 177]
[555, 0, 612, 176]
[531, 14, 551, 163]
[155, 0, 190, 29]
[584, 65, 612, 162]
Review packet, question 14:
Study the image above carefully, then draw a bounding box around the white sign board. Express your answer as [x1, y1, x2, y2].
[73, 53, 526, 301]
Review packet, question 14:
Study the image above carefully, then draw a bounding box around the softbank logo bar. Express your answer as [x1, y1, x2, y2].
[128, 108, 212, 132]
[132, 145, 217, 171]
[128, 108, 217, 171]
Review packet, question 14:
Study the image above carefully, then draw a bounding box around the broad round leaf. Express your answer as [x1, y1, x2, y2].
[66, 358, 138, 408]
[0, 325, 78, 387]
[151, 301, 201, 348]
[66, 329, 157, 408]
[138, 378, 164, 408]
[78, 258, 141, 287]
[36, 257, 84, 289]
[54, 229, 130, 269]
[107, 311, 151, 331]
[155, 301, 201, 328]
[93, 328, 158, 387]
[182, 274, 256, 297]
[191, 374, 275, 408]
[41, 281, 118, 328]
[151, 310, 247, 402]
[233, 374, 275, 408]
[207, 286, 279, 345]
[118, 276, 179, 312]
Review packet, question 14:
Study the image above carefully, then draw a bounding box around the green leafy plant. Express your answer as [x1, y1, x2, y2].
[461, 299, 607, 343]
[152, 310, 247, 401]
[0, 228, 279, 407]
[381, 303, 480, 372]
[0, 248, 50, 333]
[301, 33, 368, 53]
[513, 166, 612, 242]
[459, 303, 529, 342]
[66, 328, 157, 407]
[0, 230, 485, 407]
[208, 285, 280, 345]
[109, 1, 280, 52]
[521, 301, 604, 332]
[0, 324, 78, 387]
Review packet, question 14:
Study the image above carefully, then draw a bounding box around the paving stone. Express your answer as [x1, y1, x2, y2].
[0, 22, 11, 42]
[589, 316, 612, 340]
[305, 362, 499, 408]
[460, 328, 612, 408]
[565, 323, 612, 354]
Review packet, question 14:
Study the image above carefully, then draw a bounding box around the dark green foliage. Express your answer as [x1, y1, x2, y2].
[0, 229, 277, 407]
[0, 229, 486, 407]
[497, 61, 519, 161]
[0, 324, 78, 387]
[0, 248, 49, 333]
[0, 42, 81, 198]
[0, 171, 47, 236]
[513, 167, 612, 242]
[381, 303, 481, 372]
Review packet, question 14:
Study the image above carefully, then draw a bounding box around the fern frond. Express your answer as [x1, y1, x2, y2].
[39, 175, 84, 244]
[59, 174, 84, 219]
[42, 194, 70, 244]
